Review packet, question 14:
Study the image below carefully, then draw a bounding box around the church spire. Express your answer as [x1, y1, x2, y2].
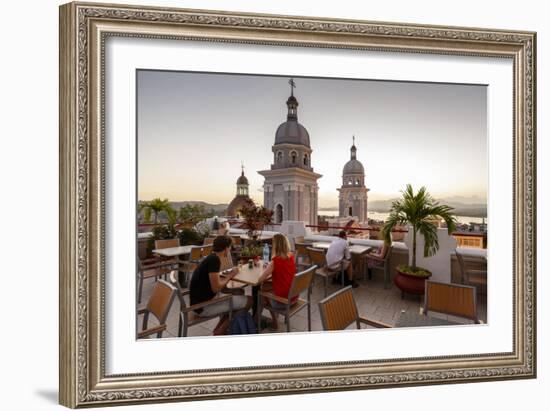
[350, 135, 357, 160]
[286, 78, 299, 121]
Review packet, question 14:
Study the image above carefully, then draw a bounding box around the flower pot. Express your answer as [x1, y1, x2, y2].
[394, 266, 432, 296]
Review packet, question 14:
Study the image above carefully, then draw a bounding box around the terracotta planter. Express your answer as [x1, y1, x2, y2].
[394, 266, 432, 296]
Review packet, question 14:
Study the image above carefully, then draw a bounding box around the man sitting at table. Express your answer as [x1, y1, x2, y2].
[326, 230, 358, 288]
[190, 235, 253, 335]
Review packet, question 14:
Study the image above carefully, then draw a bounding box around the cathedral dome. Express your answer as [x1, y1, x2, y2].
[343, 158, 364, 174]
[226, 196, 250, 217]
[274, 84, 310, 147]
[275, 121, 310, 147]
[236, 173, 249, 185]
[343, 138, 365, 175]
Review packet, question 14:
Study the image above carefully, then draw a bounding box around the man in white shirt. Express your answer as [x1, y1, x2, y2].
[326, 231, 358, 288]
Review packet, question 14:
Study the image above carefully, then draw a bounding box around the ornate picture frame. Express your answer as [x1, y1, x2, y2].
[59, 2, 536, 408]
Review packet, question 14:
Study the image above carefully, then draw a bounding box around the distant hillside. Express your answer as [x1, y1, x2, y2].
[169, 201, 228, 213]
[369, 198, 487, 217]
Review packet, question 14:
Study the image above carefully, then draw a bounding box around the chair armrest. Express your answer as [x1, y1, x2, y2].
[466, 269, 487, 275]
[137, 324, 166, 338]
[141, 257, 160, 264]
[358, 317, 392, 328]
[182, 294, 232, 313]
[141, 260, 177, 270]
[259, 290, 289, 305]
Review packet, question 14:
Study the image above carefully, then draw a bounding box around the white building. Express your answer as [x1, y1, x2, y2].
[258, 80, 322, 225]
[338, 137, 369, 222]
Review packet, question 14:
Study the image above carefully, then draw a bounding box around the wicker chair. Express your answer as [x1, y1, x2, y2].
[422, 280, 480, 324]
[137, 279, 178, 338]
[168, 271, 233, 337]
[257, 266, 316, 332]
[307, 247, 345, 297]
[318, 286, 391, 330]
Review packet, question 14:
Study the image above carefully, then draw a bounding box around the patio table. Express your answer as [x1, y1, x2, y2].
[229, 263, 271, 332]
[310, 242, 371, 278]
[152, 245, 193, 258]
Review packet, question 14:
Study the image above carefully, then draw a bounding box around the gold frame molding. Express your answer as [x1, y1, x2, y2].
[59, 1, 537, 408]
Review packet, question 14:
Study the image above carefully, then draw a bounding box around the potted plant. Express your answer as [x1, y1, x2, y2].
[239, 245, 263, 263]
[239, 198, 273, 241]
[381, 184, 457, 297]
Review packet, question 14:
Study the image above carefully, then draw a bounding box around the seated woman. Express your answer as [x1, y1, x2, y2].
[365, 239, 391, 280]
[189, 235, 252, 335]
[257, 233, 297, 330]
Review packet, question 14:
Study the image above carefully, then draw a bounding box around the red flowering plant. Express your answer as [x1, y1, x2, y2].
[239, 198, 273, 241]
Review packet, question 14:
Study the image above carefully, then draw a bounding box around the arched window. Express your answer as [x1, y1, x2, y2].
[303, 154, 308, 166]
[291, 151, 297, 164]
[275, 204, 283, 223]
[348, 206, 353, 216]
[277, 151, 283, 164]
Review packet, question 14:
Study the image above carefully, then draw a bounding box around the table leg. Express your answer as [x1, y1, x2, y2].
[254, 285, 261, 333]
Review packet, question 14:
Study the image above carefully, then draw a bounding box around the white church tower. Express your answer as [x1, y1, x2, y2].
[338, 136, 369, 222]
[258, 79, 322, 225]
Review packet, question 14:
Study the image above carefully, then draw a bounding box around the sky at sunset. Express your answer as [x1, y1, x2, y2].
[137, 70, 487, 207]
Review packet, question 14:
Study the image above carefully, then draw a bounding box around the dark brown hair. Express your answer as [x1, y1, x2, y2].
[338, 230, 347, 239]
[212, 235, 233, 252]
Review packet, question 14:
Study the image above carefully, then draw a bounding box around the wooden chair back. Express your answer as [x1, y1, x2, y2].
[169, 270, 187, 308]
[307, 247, 326, 267]
[219, 252, 234, 271]
[201, 244, 213, 258]
[189, 246, 203, 261]
[155, 238, 179, 250]
[288, 266, 316, 299]
[295, 243, 309, 259]
[146, 279, 177, 324]
[455, 249, 468, 281]
[231, 235, 242, 246]
[203, 237, 215, 245]
[294, 236, 305, 246]
[424, 281, 478, 323]
[137, 240, 149, 260]
[318, 286, 358, 331]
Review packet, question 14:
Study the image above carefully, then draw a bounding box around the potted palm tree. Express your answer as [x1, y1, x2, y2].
[381, 185, 457, 296]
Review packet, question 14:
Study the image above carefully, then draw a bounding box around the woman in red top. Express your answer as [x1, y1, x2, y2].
[258, 233, 297, 330]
